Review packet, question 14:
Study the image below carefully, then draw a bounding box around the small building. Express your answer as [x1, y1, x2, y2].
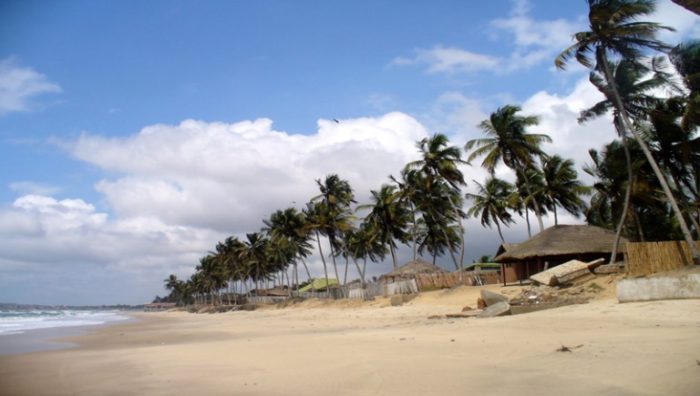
[494, 225, 627, 284]
[379, 260, 446, 284]
[298, 278, 339, 293]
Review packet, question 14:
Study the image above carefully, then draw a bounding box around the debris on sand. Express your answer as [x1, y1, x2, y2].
[556, 344, 583, 352]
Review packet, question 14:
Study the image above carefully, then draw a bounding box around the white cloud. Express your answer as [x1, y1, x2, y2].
[69, 113, 427, 233]
[0, 57, 61, 115]
[391, 46, 501, 74]
[490, 0, 583, 71]
[653, 0, 700, 43]
[0, 194, 222, 304]
[522, 78, 611, 181]
[391, 0, 583, 75]
[9, 181, 61, 196]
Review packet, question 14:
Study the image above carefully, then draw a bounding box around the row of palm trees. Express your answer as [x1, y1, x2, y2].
[162, 0, 700, 304]
[163, 112, 592, 305]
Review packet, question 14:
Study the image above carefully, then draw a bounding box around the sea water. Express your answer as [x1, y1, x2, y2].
[0, 310, 129, 336]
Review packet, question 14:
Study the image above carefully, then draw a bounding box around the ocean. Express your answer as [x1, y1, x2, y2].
[0, 310, 131, 355]
[0, 310, 129, 336]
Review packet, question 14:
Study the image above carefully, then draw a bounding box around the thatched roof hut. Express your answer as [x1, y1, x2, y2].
[380, 260, 446, 283]
[494, 225, 627, 283]
[494, 243, 519, 258]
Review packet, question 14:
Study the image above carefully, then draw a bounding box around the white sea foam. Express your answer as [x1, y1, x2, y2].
[0, 310, 129, 335]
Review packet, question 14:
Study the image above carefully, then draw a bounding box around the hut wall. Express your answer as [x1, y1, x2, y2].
[626, 241, 699, 276]
[503, 253, 616, 283]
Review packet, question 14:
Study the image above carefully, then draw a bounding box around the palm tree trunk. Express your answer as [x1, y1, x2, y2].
[389, 244, 398, 270]
[633, 209, 645, 242]
[553, 208, 558, 225]
[329, 243, 342, 297]
[343, 255, 349, 285]
[495, 218, 505, 243]
[610, 133, 633, 264]
[454, 207, 466, 273]
[299, 258, 312, 281]
[315, 231, 330, 298]
[441, 229, 460, 270]
[599, 51, 700, 263]
[352, 257, 365, 287]
[409, 201, 418, 261]
[517, 168, 545, 232]
[361, 258, 368, 285]
[524, 207, 531, 238]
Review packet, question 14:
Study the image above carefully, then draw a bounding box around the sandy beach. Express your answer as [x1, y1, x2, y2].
[1, 285, 699, 396]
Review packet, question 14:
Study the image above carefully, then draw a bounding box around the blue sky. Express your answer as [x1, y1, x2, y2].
[1, 0, 698, 305]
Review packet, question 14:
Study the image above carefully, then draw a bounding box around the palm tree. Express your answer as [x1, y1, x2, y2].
[579, 57, 676, 260]
[164, 274, 186, 305]
[312, 174, 356, 294]
[555, 0, 700, 262]
[409, 178, 462, 267]
[513, 167, 549, 237]
[586, 140, 676, 242]
[344, 224, 387, 287]
[466, 105, 552, 232]
[670, 40, 700, 132]
[263, 208, 314, 286]
[406, 133, 468, 268]
[242, 232, 269, 294]
[466, 177, 515, 243]
[538, 155, 588, 225]
[358, 184, 410, 270]
[390, 168, 426, 261]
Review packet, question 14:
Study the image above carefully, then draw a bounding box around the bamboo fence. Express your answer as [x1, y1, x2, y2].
[625, 241, 699, 276]
[414, 272, 500, 290]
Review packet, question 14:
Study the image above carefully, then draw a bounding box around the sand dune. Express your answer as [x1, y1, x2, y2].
[1, 287, 699, 396]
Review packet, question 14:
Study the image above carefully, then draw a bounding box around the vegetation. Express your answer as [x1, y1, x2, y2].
[159, 0, 700, 304]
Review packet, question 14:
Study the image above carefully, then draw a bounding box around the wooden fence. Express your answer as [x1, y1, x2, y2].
[414, 271, 501, 290]
[625, 241, 699, 276]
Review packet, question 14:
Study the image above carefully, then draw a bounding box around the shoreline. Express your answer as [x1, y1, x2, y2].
[0, 312, 137, 356]
[1, 290, 699, 395]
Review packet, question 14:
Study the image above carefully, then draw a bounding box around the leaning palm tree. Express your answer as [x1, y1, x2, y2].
[164, 274, 185, 305]
[538, 155, 589, 225]
[555, 0, 700, 262]
[358, 184, 410, 270]
[579, 57, 675, 260]
[312, 174, 356, 294]
[466, 105, 552, 232]
[390, 168, 426, 261]
[344, 224, 387, 287]
[263, 207, 314, 285]
[406, 133, 468, 268]
[466, 177, 515, 243]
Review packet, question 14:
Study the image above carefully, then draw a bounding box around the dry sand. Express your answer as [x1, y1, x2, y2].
[1, 284, 699, 396]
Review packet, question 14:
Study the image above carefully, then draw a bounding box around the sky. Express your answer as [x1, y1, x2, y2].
[1, 0, 698, 305]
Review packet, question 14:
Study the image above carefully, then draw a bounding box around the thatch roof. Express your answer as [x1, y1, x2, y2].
[494, 225, 627, 262]
[494, 243, 519, 257]
[381, 260, 446, 279]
